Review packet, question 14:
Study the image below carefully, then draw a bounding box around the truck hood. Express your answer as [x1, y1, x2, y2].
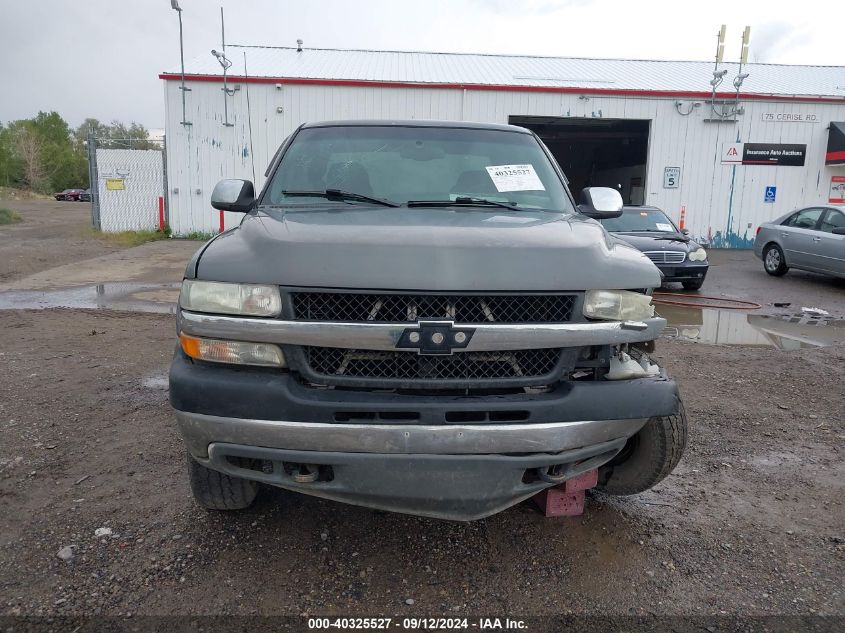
[193, 207, 661, 291]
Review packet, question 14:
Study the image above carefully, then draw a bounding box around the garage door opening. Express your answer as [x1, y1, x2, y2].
[510, 116, 650, 205]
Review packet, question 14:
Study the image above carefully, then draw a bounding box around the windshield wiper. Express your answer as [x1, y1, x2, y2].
[407, 197, 523, 212]
[280, 189, 400, 207]
[653, 234, 689, 242]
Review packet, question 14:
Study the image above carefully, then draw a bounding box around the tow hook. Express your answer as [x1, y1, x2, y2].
[291, 463, 320, 483]
[535, 464, 570, 484]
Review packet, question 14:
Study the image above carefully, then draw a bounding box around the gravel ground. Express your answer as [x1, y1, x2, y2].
[0, 201, 843, 621]
[0, 198, 122, 284]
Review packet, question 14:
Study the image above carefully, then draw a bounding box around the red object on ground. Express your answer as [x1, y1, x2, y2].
[533, 468, 599, 518]
[158, 197, 165, 231]
[219, 209, 225, 233]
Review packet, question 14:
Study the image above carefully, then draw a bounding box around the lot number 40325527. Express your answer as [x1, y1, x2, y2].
[663, 167, 680, 189]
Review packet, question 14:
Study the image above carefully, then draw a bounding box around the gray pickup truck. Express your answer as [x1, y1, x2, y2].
[169, 120, 686, 521]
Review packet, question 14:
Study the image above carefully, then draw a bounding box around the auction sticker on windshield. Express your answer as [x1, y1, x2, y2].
[485, 164, 545, 192]
[655, 222, 674, 232]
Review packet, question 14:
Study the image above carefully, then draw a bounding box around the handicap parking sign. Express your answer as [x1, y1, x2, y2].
[764, 186, 777, 203]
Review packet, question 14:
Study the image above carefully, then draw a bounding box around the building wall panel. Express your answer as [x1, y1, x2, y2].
[164, 79, 845, 246]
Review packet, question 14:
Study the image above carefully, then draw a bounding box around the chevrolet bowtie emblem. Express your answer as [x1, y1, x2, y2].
[397, 321, 475, 355]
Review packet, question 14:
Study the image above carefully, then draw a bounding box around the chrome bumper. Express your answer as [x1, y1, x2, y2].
[177, 411, 647, 520]
[178, 310, 666, 351]
[176, 410, 648, 458]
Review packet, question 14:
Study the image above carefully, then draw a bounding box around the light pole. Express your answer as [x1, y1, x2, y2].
[212, 49, 234, 126]
[171, 0, 191, 126]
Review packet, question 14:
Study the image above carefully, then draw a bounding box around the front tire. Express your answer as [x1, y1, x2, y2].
[187, 452, 258, 510]
[763, 243, 788, 276]
[681, 280, 704, 291]
[598, 405, 688, 495]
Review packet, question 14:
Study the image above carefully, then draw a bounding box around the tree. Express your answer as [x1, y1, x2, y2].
[0, 112, 88, 192]
[0, 123, 18, 187]
[0, 112, 158, 194]
[74, 118, 158, 150]
[12, 123, 47, 190]
[30, 112, 87, 191]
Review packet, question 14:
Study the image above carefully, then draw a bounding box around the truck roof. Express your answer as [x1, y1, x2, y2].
[300, 119, 533, 134]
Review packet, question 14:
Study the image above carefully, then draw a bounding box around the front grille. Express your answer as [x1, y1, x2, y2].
[643, 251, 686, 264]
[291, 293, 575, 323]
[303, 347, 563, 382]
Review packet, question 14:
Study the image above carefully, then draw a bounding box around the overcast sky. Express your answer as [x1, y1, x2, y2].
[3, 0, 844, 130]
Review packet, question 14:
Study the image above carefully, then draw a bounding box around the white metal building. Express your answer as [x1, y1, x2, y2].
[161, 46, 845, 245]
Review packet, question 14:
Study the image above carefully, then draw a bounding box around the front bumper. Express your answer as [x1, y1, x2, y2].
[191, 437, 629, 521]
[656, 262, 709, 282]
[172, 307, 676, 519]
[171, 351, 680, 520]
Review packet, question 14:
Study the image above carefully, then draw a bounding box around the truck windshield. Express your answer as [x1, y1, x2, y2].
[263, 125, 573, 212]
[601, 208, 680, 233]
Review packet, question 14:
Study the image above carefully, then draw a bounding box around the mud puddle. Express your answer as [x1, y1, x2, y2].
[658, 303, 845, 349]
[0, 282, 180, 314]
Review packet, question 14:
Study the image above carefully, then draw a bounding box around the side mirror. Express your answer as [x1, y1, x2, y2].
[833, 227, 845, 235]
[681, 228, 690, 236]
[211, 179, 255, 213]
[577, 187, 624, 219]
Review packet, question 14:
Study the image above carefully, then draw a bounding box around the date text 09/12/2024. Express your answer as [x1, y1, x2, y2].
[307, 617, 527, 630]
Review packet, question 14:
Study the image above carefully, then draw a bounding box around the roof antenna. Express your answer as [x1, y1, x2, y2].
[212, 7, 234, 127]
[297, 39, 303, 52]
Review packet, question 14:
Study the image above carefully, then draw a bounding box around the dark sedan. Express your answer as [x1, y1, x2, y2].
[79, 189, 91, 202]
[601, 205, 709, 290]
[54, 188, 85, 201]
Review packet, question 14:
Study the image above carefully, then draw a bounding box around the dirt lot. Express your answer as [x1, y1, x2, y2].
[1, 201, 843, 622]
[0, 198, 124, 284]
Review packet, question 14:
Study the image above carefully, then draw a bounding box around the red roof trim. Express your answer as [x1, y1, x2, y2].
[158, 73, 845, 103]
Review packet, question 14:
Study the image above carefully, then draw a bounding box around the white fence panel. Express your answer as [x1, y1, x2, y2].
[96, 149, 163, 232]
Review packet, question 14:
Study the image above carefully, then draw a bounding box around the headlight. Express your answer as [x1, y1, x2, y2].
[583, 290, 655, 321]
[180, 280, 281, 316]
[179, 333, 286, 367]
[688, 248, 707, 262]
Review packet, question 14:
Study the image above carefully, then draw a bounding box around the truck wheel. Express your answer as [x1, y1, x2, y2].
[598, 404, 688, 495]
[763, 243, 789, 276]
[186, 452, 258, 510]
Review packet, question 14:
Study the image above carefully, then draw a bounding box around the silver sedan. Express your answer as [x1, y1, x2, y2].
[753, 206, 845, 279]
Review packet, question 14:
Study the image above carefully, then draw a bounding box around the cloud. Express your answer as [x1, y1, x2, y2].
[468, 0, 591, 16]
[752, 21, 810, 63]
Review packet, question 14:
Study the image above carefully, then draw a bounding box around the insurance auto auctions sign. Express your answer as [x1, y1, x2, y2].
[721, 143, 806, 166]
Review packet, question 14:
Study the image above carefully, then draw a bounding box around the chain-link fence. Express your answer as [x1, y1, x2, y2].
[86, 131, 168, 232]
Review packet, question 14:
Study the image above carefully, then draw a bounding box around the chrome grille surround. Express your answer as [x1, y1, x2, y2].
[643, 251, 686, 264]
[287, 291, 577, 387]
[291, 292, 576, 323]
